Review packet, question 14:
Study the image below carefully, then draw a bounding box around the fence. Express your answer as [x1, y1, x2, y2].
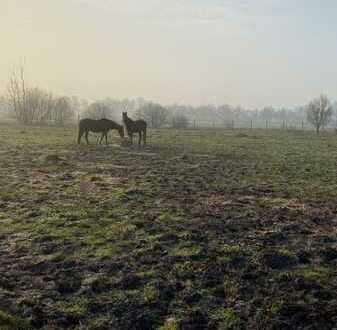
[1, 115, 336, 132]
[187, 119, 337, 131]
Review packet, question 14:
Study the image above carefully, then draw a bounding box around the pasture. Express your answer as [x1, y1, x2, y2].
[0, 123, 337, 329]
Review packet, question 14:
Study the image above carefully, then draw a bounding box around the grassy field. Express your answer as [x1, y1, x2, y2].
[0, 123, 337, 329]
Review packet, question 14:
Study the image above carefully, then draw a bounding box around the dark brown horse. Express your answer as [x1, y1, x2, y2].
[122, 112, 147, 147]
[78, 118, 124, 145]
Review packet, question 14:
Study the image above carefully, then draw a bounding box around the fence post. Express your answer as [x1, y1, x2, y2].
[250, 120, 253, 130]
[212, 121, 215, 129]
[232, 120, 235, 130]
[302, 120, 304, 130]
[265, 120, 268, 129]
[193, 119, 196, 129]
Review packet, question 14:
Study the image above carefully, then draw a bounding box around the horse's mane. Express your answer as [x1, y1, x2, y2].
[124, 115, 133, 123]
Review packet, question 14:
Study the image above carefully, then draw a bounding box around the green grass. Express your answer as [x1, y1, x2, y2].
[1, 123, 337, 329]
[210, 307, 239, 329]
[0, 310, 29, 330]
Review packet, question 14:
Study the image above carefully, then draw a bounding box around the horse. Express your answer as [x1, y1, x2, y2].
[122, 112, 147, 147]
[77, 118, 124, 145]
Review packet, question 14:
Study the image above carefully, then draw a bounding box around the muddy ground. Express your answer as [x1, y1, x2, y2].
[0, 124, 337, 329]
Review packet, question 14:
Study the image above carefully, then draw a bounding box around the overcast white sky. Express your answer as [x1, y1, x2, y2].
[1, 0, 337, 108]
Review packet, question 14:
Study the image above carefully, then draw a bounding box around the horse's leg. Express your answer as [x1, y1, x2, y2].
[138, 132, 141, 147]
[78, 129, 83, 144]
[105, 132, 108, 145]
[85, 131, 90, 145]
[130, 133, 133, 144]
[99, 133, 104, 145]
[143, 128, 146, 146]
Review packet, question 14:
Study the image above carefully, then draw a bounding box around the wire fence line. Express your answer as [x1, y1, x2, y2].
[186, 119, 337, 131]
[1, 116, 336, 133]
[144, 119, 337, 150]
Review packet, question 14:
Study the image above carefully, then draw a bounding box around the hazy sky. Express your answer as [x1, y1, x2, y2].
[1, 0, 337, 108]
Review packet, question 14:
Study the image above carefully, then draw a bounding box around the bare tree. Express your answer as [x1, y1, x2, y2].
[7, 66, 75, 126]
[71, 96, 85, 123]
[7, 65, 29, 124]
[172, 113, 189, 129]
[0, 96, 10, 118]
[53, 97, 74, 126]
[306, 95, 333, 134]
[25, 87, 54, 124]
[136, 102, 168, 128]
[83, 102, 113, 120]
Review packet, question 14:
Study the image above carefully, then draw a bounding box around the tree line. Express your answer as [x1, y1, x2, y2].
[0, 66, 336, 133]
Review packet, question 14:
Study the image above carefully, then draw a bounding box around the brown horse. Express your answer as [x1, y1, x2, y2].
[78, 118, 124, 145]
[122, 112, 147, 147]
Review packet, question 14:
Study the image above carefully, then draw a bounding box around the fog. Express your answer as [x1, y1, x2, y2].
[2, 3, 337, 329]
[2, 0, 337, 108]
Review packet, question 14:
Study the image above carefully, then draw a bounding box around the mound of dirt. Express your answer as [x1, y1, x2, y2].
[43, 154, 65, 163]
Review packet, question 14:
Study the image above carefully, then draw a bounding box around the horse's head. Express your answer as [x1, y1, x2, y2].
[118, 125, 125, 138]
